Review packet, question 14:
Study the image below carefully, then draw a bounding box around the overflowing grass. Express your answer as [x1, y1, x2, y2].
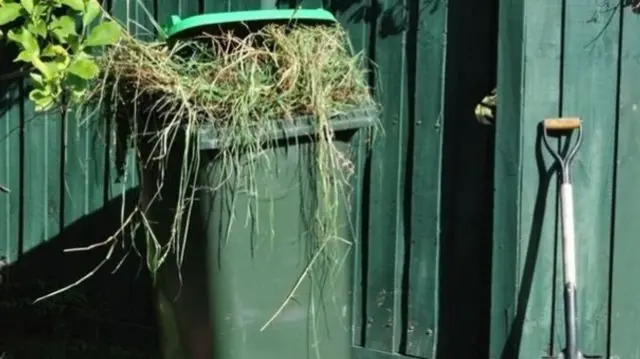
[38, 20, 379, 335]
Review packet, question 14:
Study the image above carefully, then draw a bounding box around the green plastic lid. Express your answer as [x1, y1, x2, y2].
[162, 9, 338, 40]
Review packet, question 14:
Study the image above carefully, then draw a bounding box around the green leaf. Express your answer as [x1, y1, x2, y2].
[47, 58, 68, 72]
[29, 72, 44, 85]
[20, 0, 32, 14]
[26, 19, 48, 38]
[0, 2, 23, 26]
[82, 0, 102, 28]
[65, 73, 89, 102]
[31, 57, 55, 79]
[14, 49, 35, 62]
[49, 15, 77, 42]
[56, 0, 84, 11]
[29, 88, 54, 112]
[32, 3, 48, 18]
[7, 29, 39, 56]
[84, 20, 121, 47]
[67, 33, 81, 52]
[41, 44, 69, 58]
[67, 55, 99, 80]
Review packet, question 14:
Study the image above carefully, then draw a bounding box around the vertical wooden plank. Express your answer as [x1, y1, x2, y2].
[21, 98, 63, 253]
[85, 116, 109, 214]
[0, 67, 22, 266]
[63, 112, 106, 224]
[230, 0, 262, 10]
[63, 109, 88, 228]
[516, 1, 563, 357]
[559, 1, 618, 356]
[436, 0, 496, 356]
[609, 5, 640, 359]
[203, 0, 230, 13]
[491, 0, 563, 357]
[134, 0, 156, 38]
[156, 0, 198, 22]
[489, 0, 522, 351]
[110, 0, 135, 33]
[106, 0, 142, 203]
[403, 0, 445, 357]
[362, 0, 408, 352]
[322, 0, 370, 349]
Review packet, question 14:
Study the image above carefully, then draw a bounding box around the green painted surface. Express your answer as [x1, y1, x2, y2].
[0, 60, 21, 266]
[361, 0, 409, 352]
[403, 0, 444, 354]
[491, 0, 562, 357]
[203, 0, 230, 14]
[489, 0, 523, 353]
[437, 0, 496, 358]
[558, 0, 618, 355]
[609, 5, 640, 359]
[492, 1, 631, 359]
[144, 113, 374, 359]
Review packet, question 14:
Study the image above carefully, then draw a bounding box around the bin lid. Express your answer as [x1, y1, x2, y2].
[163, 9, 338, 40]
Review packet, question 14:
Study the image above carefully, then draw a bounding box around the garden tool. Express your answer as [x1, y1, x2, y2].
[541, 117, 601, 359]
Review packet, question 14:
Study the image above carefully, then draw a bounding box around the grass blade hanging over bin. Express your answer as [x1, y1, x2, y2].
[84, 9, 380, 359]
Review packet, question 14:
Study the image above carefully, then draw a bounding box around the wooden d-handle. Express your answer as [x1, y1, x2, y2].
[543, 117, 582, 130]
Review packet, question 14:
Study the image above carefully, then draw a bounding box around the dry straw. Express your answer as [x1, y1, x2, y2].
[40, 20, 379, 335]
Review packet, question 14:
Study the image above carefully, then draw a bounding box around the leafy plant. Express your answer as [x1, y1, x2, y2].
[0, 0, 122, 111]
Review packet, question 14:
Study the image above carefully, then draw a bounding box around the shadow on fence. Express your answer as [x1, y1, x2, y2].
[0, 41, 26, 120]
[0, 187, 160, 359]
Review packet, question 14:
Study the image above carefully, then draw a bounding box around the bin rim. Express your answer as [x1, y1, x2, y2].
[163, 9, 338, 40]
[197, 106, 378, 150]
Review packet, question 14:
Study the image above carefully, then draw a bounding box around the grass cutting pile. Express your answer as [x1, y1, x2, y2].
[56, 20, 379, 324]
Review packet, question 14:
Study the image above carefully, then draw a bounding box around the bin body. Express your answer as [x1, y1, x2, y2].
[140, 110, 375, 359]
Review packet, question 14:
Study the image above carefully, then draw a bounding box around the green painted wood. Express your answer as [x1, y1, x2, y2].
[515, 2, 563, 357]
[157, 0, 199, 28]
[352, 345, 406, 359]
[202, 0, 229, 14]
[62, 110, 108, 228]
[22, 100, 63, 252]
[492, 1, 626, 358]
[436, 0, 496, 357]
[402, 0, 446, 357]
[491, 0, 563, 357]
[323, 0, 371, 350]
[489, 0, 524, 354]
[0, 64, 22, 266]
[108, 0, 135, 33]
[361, 0, 409, 352]
[229, 0, 263, 10]
[106, 0, 143, 202]
[609, 6, 640, 359]
[556, 1, 618, 356]
[63, 111, 88, 227]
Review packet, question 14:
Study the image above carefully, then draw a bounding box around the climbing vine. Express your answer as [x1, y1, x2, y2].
[0, 0, 121, 111]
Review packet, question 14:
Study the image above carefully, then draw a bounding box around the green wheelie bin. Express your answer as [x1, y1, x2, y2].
[138, 9, 378, 359]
